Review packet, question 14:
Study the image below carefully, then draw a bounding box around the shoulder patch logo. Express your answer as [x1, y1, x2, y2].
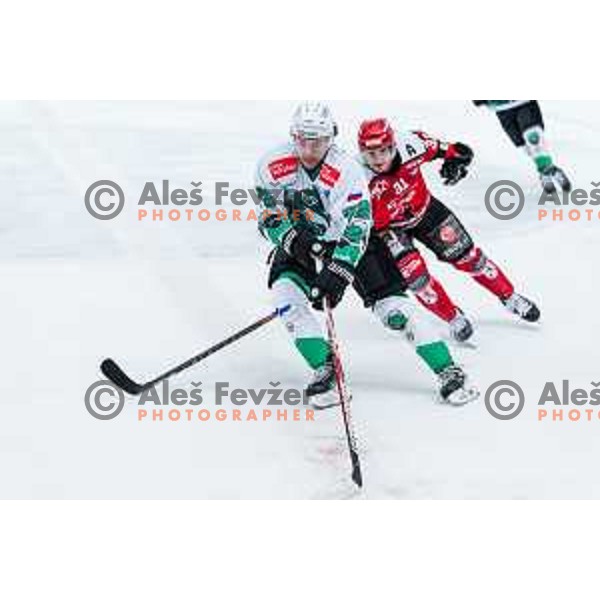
[440, 224, 459, 244]
[268, 156, 299, 181]
[319, 163, 341, 188]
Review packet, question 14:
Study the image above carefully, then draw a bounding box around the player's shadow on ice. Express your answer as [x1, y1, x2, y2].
[351, 376, 433, 400]
[476, 317, 542, 334]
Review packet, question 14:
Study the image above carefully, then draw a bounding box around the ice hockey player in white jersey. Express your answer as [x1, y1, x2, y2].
[474, 101, 572, 193]
[254, 102, 478, 408]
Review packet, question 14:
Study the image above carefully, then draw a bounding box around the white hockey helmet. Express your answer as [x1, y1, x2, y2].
[290, 102, 338, 139]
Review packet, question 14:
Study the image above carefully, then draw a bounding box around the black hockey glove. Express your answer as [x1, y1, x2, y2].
[281, 227, 328, 268]
[310, 259, 354, 311]
[440, 142, 474, 186]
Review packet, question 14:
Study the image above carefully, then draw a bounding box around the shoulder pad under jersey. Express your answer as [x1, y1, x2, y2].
[395, 130, 438, 162]
[321, 145, 366, 188]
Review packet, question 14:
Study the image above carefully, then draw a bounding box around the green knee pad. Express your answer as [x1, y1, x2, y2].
[385, 311, 409, 331]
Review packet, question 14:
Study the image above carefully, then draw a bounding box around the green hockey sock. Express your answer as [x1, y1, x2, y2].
[416, 341, 453, 374]
[535, 154, 554, 173]
[524, 128, 554, 173]
[295, 337, 331, 369]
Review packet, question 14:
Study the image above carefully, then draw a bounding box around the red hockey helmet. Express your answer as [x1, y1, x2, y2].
[358, 118, 396, 151]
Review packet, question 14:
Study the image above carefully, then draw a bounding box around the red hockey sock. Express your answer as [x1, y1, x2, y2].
[396, 251, 459, 323]
[453, 247, 515, 300]
[414, 277, 460, 323]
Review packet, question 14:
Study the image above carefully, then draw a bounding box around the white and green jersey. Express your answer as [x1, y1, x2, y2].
[254, 142, 372, 268]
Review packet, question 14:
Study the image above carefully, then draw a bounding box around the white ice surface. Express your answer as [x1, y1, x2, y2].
[2, 100, 599, 498]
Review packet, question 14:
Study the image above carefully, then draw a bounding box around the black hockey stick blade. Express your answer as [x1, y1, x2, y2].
[99, 306, 291, 396]
[101, 358, 146, 395]
[350, 450, 363, 488]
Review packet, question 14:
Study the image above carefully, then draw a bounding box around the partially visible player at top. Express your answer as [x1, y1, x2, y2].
[357, 117, 541, 335]
[254, 103, 478, 407]
[473, 101, 572, 193]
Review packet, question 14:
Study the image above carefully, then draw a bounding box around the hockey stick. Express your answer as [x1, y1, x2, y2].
[100, 305, 291, 395]
[324, 300, 363, 489]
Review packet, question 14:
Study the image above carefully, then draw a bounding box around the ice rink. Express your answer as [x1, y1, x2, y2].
[3, 100, 599, 498]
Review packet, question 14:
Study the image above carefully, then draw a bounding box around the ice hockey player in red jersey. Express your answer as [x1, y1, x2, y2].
[357, 118, 541, 336]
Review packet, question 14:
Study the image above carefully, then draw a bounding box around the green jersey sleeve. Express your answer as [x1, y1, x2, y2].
[331, 165, 373, 269]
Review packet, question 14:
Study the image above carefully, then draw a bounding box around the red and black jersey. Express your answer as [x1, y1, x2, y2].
[364, 131, 459, 231]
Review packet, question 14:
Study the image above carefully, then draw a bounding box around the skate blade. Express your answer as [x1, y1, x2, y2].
[440, 386, 480, 407]
[511, 312, 542, 326]
[309, 390, 342, 411]
[460, 340, 478, 350]
[450, 335, 478, 350]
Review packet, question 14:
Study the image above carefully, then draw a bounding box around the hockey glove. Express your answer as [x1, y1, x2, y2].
[440, 142, 474, 186]
[281, 227, 328, 268]
[310, 259, 354, 311]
